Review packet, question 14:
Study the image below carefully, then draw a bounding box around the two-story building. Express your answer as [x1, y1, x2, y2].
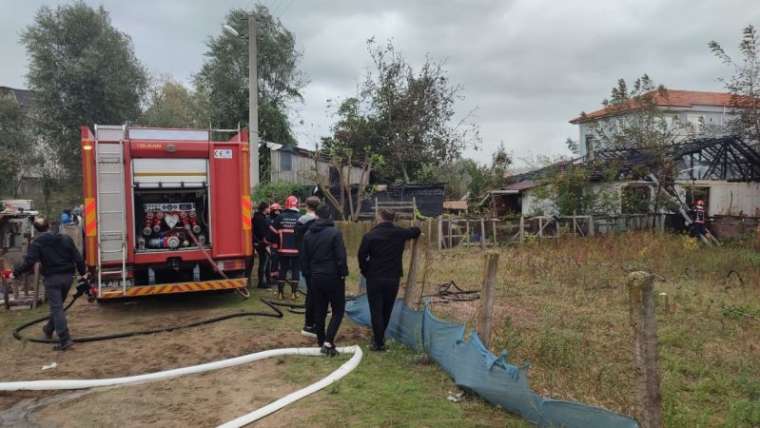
[570, 90, 740, 158]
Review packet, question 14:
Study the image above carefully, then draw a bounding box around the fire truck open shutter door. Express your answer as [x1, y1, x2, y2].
[132, 159, 208, 188]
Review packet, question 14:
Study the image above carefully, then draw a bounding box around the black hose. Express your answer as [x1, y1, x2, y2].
[13, 294, 284, 344]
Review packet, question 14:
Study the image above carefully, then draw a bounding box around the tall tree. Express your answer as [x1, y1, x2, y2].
[194, 5, 306, 181]
[358, 39, 479, 183]
[0, 94, 40, 197]
[21, 1, 147, 178]
[139, 77, 209, 128]
[710, 25, 760, 143]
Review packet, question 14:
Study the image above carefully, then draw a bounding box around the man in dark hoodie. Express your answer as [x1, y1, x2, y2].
[301, 204, 348, 357]
[358, 208, 421, 351]
[295, 196, 320, 338]
[11, 217, 87, 351]
[252, 202, 271, 289]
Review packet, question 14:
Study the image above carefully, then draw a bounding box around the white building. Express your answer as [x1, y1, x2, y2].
[570, 90, 740, 158]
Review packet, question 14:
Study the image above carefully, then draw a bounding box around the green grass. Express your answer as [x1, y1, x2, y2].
[284, 341, 528, 427]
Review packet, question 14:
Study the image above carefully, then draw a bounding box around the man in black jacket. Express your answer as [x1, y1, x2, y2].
[301, 205, 348, 357]
[357, 209, 421, 351]
[12, 217, 87, 351]
[295, 196, 320, 338]
[252, 202, 271, 289]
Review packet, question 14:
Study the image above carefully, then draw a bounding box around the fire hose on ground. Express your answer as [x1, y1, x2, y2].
[0, 345, 364, 428]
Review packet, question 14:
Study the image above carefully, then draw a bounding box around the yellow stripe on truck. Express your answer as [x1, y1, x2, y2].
[98, 278, 246, 299]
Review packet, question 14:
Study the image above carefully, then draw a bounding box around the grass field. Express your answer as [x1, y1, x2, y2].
[0, 231, 758, 427]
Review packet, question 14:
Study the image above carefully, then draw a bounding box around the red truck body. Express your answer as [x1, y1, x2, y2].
[80, 125, 252, 299]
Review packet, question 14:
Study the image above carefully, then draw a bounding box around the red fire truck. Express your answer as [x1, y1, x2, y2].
[80, 125, 253, 299]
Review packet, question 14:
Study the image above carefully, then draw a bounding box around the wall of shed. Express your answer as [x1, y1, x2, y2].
[270, 150, 364, 185]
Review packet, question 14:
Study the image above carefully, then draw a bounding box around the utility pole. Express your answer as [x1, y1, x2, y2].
[248, 14, 259, 193]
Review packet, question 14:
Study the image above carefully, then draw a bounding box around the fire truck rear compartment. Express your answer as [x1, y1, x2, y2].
[133, 188, 210, 252]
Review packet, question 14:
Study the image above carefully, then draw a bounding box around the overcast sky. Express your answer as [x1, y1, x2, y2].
[2, 0, 758, 165]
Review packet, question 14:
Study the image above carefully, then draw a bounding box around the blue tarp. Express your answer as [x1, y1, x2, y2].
[346, 294, 639, 428]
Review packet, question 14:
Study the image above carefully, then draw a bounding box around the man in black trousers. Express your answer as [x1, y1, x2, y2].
[11, 217, 87, 351]
[301, 204, 348, 357]
[358, 208, 421, 351]
[252, 202, 271, 288]
[295, 196, 320, 338]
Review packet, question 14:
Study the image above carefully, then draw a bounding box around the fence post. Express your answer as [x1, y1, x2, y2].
[519, 215, 525, 243]
[448, 216, 453, 249]
[627, 271, 662, 428]
[491, 219, 497, 246]
[465, 219, 470, 246]
[477, 252, 499, 348]
[403, 234, 423, 309]
[538, 217, 543, 238]
[437, 217, 443, 250]
[480, 218, 486, 250]
[589, 215, 595, 236]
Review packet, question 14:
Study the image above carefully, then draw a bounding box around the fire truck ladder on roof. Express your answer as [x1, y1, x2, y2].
[94, 125, 128, 296]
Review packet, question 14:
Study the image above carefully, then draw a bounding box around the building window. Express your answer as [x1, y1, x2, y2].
[280, 151, 292, 172]
[585, 135, 594, 158]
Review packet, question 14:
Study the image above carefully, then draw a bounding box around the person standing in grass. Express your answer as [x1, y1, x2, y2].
[296, 196, 320, 337]
[301, 204, 348, 356]
[358, 208, 421, 351]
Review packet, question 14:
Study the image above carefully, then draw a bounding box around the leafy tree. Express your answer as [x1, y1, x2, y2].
[138, 77, 208, 128]
[316, 98, 383, 221]
[0, 94, 40, 197]
[417, 143, 511, 203]
[357, 39, 479, 183]
[565, 137, 580, 155]
[194, 5, 306, 180]
[710, 25, 760, 143]
[21, 1, 147, 178]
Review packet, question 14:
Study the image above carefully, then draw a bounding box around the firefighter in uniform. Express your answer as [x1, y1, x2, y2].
[272, 196, 301, 300]
[267, 202, 282, 286]
[692, 199, 706, 238]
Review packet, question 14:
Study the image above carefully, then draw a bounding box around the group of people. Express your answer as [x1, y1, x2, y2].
[253, 195, 420, 355]
[9, 193, 420, 355]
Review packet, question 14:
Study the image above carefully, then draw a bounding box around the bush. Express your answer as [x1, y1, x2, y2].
[252, 181, 312, 204]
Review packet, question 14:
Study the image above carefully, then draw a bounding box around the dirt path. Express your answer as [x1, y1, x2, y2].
[0, 293, 368, 426]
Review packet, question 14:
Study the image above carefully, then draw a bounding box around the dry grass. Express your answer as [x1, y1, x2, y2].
[365, 232, 760, 427]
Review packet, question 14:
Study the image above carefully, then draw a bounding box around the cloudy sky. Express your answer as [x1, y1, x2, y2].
[2, 0, 758, 165]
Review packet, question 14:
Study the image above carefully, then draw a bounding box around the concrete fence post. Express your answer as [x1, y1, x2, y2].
[477, 252, 500, 348]
[627, 271, 662, 428]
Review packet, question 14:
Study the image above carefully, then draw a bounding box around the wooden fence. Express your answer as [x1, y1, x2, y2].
[336, 213, 667, 254]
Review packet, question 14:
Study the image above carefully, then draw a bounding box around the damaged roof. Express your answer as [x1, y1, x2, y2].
[501, 136, 760, 190]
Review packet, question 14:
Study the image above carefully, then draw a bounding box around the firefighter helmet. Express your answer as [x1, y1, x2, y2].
[285, 195, 299, 209]
[270, 202, 282, 211]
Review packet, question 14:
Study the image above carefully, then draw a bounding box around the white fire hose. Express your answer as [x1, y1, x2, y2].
[0, 345, 363, 427]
